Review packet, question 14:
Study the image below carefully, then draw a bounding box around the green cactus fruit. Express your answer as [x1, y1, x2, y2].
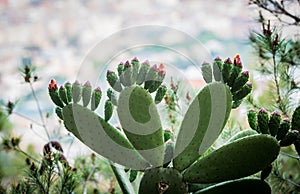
[91, 87, 102, 111]
[117, 86, 164, 167]
[82, 81, 92, 107]
[257, 108, 270, 134]
[201, 62, 212, 83]
[260, 165, 272, 180]
[232, 82, 252, 101]
[106, 70, 122, 92]
[268, 110, 281, 136]
[122, 61, 133, 87]
[118, 62, 125, 85]
[64, 81, 72, 103]
[247, 109, 258, 132]
[292, 106, 300, 131]
[131, 57, 140, 84]
[72, 80, 82, 103]
[59, 86, 68, 105]
[55, 107, 63, 120]
[276, 118, 290, 141]
[146, 64, 166, 93]
[62, 104, 149, 169]
[107, 88, 118, 106]
[194, 178, 271, 194]
[144, 64, 160, 93]
[136, 60, 150, 85]
[138, 167, 187, 194]
[226, 129, 258, 144]
[104, 100, 113, 122]
[183, 135, 279, 183]
[174, 83, 232, 172]
[228, 54, 242, 87]
[280, 131, 298, 147]
[48, 79, 64, 108]
[212, 57, 222, 82]
[222, 58, 232, 84]
[155, 85, 167, 104]
[231, 71, 249, 93]
[129, 169, 138, 182]
[164, 129, 174, 142]
[163, 140, 174, 168]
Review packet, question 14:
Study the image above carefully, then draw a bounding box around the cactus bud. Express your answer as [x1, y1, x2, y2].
[228, 54, 243, 87]
[222, 58, 232, 84]
[260, 164, 272, 180]
[59, 86, 68, 105]
[155, 85, 167, 104]
[117, 62, 124, 76]
[91, 87, 102, 111]
[276, 117, 290, 140]
[213, 57, 223, 81]
[231, 71, 249, 93]
[257, 108, 270, 134]
[268, 110, 281, 136]
[164, 128, 174, 142]
[72, 80, 82, 103]
[147, 64, 165, 93]
[163, 140, 174, 168]
[55, 107, 63, 120]
[107, 88, 118, 106]
[131, 57, 140, 84]
[64, 81, 72, 103]
[201, 62, 212, 83]
[280, 131, 298, 147]
[144, 64, 159, 92]
[106, 70, 122, 92]
[121, 61, 134, 87]
[104, 100, 113, 122]
[48, 79, 64, 108]
[136, 60, 150, 85]
[82, 81, 92, 107]
[232, 82, 252, 101]
[247, 109, 258, 132]
[292, 106, 300, 131]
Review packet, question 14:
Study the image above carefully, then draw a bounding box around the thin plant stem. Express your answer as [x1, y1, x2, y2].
[14, 146, 40, 163]
[82, 164, 97, 194]
[280, 151, 300, 161]
[13, 111, 44, 127]
[29, 82, 50, 139]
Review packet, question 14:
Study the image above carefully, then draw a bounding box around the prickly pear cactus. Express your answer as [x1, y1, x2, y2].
[48, 56, 281, 194]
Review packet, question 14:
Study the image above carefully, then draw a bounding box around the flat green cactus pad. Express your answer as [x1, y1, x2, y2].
[183, 134, 279, 183]
[194, 178, 271, 194]
[138, 167, 187, 194]
[62, 104, 149, 170]
[226, 129, 258, 144]
[117, 86, 164, 167]
[174, 82, 232, 171]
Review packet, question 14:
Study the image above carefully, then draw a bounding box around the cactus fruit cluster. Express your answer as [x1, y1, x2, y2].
[49, 57, 280, 194]
[201, 54, 252, 109]
[247, 107, 300, 180]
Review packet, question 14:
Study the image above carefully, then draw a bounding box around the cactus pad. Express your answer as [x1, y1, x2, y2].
[138, 167, 187, 194]
[174, 82, 232, 171]
[183, 134, 279, 183]
[117, 86, 164, 167]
